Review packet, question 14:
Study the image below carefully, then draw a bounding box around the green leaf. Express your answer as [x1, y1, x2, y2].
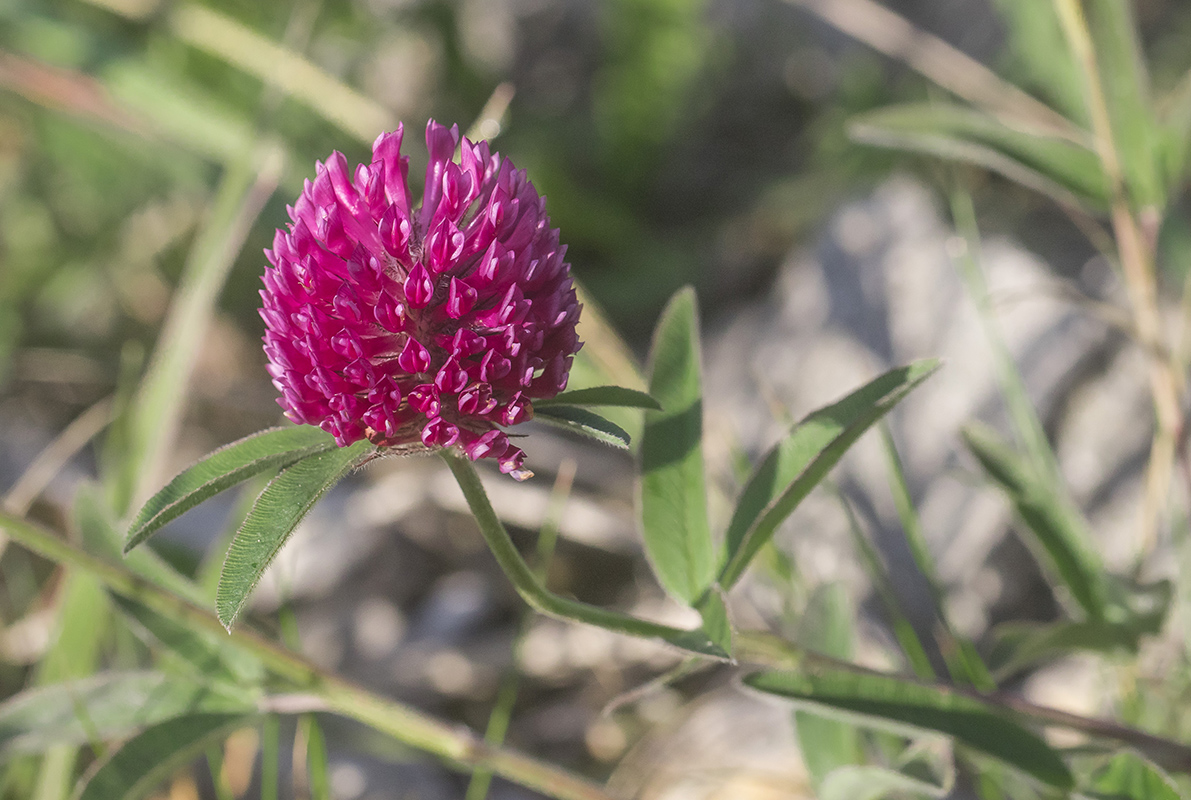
[719, 360, 941, 591]
[1157, 68, 1191, 194]
[111, 595, 264, 686]
[1083, 0, 1164, 210]
[125, 426, 337, 553]
[300, 715, 331, 800]
[533, 406, 631, 449]
[819, 764, 950, 800]
[795, 584, 864, 789]
[991, 0, 1086, 124]
[695, 590, 732, 656]
[536, 385, 662, 410]
[216, 441, 371, 629]
[962, 424, 1109, 620]
[0, 672, 253, 758]
[74, 713, 252, 800]
[1081, 750, 1186, 800]
[849, 104, 1109, 209]
[639, 287, 715, 605]
[744, 669, 1072, 789]
[988, 620, 1146, 681]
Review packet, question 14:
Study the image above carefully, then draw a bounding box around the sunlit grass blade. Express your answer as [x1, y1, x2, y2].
[639, 287, 715, 605]
[718, 359, 941, 592]
[0, 672, 252, 757]
[962, 423, 1109, 621]
[75, 713, 252, 800]
[849, 103, 1109, 209]
[744, 669, 1073, 789]
[536, 386, 661, 410]
[533, 406, 631, 449]
[216, 441, 371, 630]
[125, 426, 337, 553]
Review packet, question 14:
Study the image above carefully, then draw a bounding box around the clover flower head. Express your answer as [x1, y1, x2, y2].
[260, 120, 582, 478]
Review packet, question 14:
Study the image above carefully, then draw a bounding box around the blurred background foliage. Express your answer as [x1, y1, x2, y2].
[6, 0, 1191, 796]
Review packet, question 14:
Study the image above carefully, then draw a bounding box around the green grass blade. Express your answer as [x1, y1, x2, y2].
[835, 491, 936, 679]
[533, 406, 631, 449]
[963, 423, 1109, 620]
[881, 428, 995, 691]
[125, 426, 337, 553]
[819, 764, 950, 800]
[216, 441, 371, 630]
[850, 103, 1109, 209]
[536, 385, 661, 410]
[74, 713, 251, 800]
[639, 287, 715, 605]
[301, 715, 331, 800]
[718, 359, 941, 591]
[744, 669, 1073, 789]
[991, 0, 1086, 124]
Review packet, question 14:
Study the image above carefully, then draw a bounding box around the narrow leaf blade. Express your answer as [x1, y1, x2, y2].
[962, 424, 1108, 620]
[639, 287, 715, 605]
[533, 406, 631, 449]
[719, 360, 940, 590]
[744, 669, 1073, 789]
[1082, 750, 1184, 800]
[75, 713, 251, 800]
[216, 441, 370, 629]
[537, 385, 660, 410]
[126, 426, 337, 553]
[849, 104, 1109, 209]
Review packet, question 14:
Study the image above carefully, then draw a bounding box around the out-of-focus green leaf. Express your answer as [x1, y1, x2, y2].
[74, 483, 205, 607]
[74, 713, 252, 800]
[0, 672, 253, 758]
[125, 426, 337, 553]
[991, 0, 1086, 124]
[1082, 0, 1164, 210]
[111, 595, 265, 687]
[216, 441, 371, 630]
[819, 763, 950, 800]
[1157, 69, 1191, 195]
[744, 669, 1072, 789]
[963, 424, 1108, 620]
[850, 104, 1109, 209]
[695, 590, 732, 656]
[988, 620, 1146, 681]
[1081, 750, 1185, 800]
[718, 360, 940, 592]
[537, 386, 661, 410]
[639, 287, 715, 605]
[794, 584, 863, 788]
[533, 406, 631, 449]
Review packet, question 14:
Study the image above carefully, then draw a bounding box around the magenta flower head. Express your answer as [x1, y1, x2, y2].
[260, 120, 582, 478]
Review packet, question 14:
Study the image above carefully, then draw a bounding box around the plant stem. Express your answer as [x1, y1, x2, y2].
[0, 509, 619, 800]
[440, 450, 726, 658]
